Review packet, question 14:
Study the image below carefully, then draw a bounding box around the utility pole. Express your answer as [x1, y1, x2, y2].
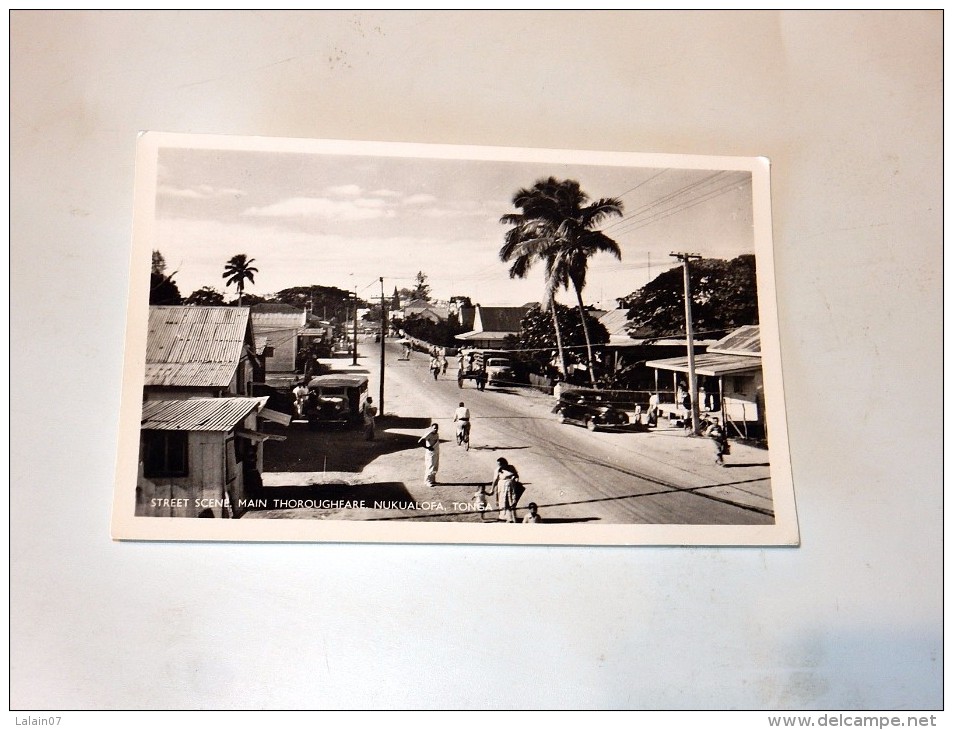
[379, 277, 385, 414]
[671, 252, 702, 435]
[351, 286, 358, 366]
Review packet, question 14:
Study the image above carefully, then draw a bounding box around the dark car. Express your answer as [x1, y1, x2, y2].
[552, 390, 630, 432]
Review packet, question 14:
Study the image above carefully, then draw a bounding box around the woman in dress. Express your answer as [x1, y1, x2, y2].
[490, 457, 520, 522]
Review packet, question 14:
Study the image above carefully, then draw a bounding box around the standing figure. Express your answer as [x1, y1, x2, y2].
[292, 380, 310, 419]
[362, 396, 378, 441]
[476, 368, 487, 391]
[647, 392, 660, 427]
[457, 352, 465, 372]
[430, 356, 441, 380]
[441, 354, 449, 375]
[490, 457, 520, 522]
[473, 485, 489, 519]
[418, 424, 440, 486]
[705, 417, 730, 466]
[522, 502, 541, 523]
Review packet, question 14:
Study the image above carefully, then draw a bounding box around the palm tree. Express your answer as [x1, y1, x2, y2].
[222, 254, 258, 306]
[500, 177, 623, 387]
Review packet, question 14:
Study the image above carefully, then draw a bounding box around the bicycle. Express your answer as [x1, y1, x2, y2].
[456, 421, 470, 451]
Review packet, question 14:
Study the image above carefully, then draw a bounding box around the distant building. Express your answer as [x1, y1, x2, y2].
[251, 304, 308, 373]
[455, 304, 532, 350]
[144, 305, 261, 400]
[402, 299, 449, 323]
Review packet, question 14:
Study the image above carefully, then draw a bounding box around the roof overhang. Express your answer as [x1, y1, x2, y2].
[645, 353, 762, 377]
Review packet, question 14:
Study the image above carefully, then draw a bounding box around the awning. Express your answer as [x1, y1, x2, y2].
[236, 428, 287, 443]
[259, 408, 293, 427]
[454, 330, 513, 341]
[645, 352, 762, 377]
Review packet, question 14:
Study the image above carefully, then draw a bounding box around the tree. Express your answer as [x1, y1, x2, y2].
[272, 285, 355, 320]
[222, 254, 258, 306]
[185, 286, 226, 306]
[411, 271, 431, 301]
[619, 255, 758, 337]
[503, 303, 609, 381]
[149, 272, 182, 305]
[500, 177, 623, 387]
[151, 250, 167, 275]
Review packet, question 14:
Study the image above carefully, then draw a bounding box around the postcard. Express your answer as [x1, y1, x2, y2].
[111, 133, 797, 545]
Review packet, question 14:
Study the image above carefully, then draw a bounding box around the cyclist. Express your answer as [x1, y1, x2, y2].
[453, 401, 471, 446]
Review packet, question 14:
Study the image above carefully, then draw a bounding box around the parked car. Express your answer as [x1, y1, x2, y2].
[552, 390, 630, 431]
[484, 357, 514, 387]
[303, 374, 369, 428]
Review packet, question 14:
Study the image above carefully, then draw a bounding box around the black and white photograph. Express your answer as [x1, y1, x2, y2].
[112, 133, 796, 545]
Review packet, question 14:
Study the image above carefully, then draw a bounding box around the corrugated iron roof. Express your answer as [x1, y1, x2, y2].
[251, 311, 307, 329]
[474, 306, 530, 333]
[709, 325, 760, 355]
[141, 397, 266, 431]
[144, 363, 238, 388]
[598, 309, 630, 336]
[147, 306, 251, 366]
[645, 352, 762, 377]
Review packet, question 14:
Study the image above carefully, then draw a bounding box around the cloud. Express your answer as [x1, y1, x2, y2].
[157, 183, 245, 199]
[402, 193, 438, 206]
[242, 196, 396, 221]
[325, 184, 362, 197]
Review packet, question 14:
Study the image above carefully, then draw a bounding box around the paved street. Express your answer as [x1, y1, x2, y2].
[252, 337, 774, 525]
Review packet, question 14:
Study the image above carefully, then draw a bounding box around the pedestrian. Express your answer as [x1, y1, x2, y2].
[441, 353, 449, 375]
[362, 396, 377, 441]
[705, 417, 730, 466]
[292, 380, 310, 417]
[490, 457, 521, 522]
[457, 352, 465, 372]
[476, 368, 487, 391]
[430, 355, 441, 380]
[473, 485, 488, 520]
[522, 502, 541, 523]
[647, 392, 660, 427]
[417, 423, 440, 486]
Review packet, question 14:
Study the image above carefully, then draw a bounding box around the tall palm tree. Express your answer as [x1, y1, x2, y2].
[222, 254, 258, 306]
[500, 178, 623, 387]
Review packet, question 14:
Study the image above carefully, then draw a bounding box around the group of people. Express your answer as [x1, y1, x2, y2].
[429, 352, 448, 380]
[416, 404, 540, 523]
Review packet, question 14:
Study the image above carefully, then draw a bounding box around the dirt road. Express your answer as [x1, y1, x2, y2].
[253, 338, 773, 525]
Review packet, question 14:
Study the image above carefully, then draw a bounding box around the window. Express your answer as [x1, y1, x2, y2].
[143, 430, 189, 478]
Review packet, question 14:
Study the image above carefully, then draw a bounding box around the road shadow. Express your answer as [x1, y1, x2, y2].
[378, 415, 433, 429]
[534, 517, 602, 524]
[723, 462, 771, 468]
[263, 424, 421, 473]
[469, 445, 532, 452]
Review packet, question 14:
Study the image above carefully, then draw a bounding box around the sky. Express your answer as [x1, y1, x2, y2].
[152, 140, 755, 310]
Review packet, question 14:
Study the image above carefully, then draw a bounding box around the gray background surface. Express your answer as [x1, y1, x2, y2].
[10, 10, 942, 709]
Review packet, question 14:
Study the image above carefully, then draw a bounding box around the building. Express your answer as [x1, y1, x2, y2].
[454, 304, 532, 350]
[597, 308, 719, 390]
[136, 396, 283, 518]
[645, 325, 765, 438]
[144, 306, 260, 400]
[250, 303, 308, 373]
[402, 299, 450, 323]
